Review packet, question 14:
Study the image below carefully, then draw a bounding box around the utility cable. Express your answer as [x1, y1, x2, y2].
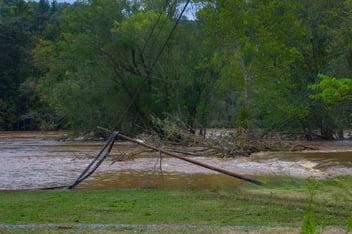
[106, 0, 192, 131]
[150, 0, 192, 72]
[142, 0, 173, 54]
[68, 131, 118, 189]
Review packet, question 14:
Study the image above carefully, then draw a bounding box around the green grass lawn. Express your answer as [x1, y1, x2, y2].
[0, 176, 351, 233]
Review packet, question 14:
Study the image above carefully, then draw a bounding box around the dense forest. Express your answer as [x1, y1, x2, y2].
[1, 0, 352, 140]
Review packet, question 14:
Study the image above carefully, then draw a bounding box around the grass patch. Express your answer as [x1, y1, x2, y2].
[0, 176, 351, 233]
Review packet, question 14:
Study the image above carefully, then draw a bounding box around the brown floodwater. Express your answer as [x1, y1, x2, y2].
[0, 131, 351, 190]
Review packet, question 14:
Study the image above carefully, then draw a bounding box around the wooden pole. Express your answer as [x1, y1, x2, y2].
[116, 132, 262, 185]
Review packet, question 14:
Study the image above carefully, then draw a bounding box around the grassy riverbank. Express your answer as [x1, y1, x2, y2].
[0, 176, 352, 233]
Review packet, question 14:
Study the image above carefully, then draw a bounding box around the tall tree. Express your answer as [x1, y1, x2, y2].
[309, 74, 352, 139]
[33, 0, 214, 134]
[33, 0, 128, 131]
[199, 0, 306, 131]
[295, 0, 352, 139]
[0, 0, 34, 129]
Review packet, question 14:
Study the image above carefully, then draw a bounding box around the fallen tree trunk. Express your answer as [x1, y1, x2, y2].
[290, 144, 319, 152]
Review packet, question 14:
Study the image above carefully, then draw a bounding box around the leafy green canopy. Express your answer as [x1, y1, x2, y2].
[308, 74, 352, 135]
[310, 74, 352, 105]
[33, 0, 215, 133]
[34, 0, 128, 131]
[198, 0, 307, 131]
[0, 0, 34, 129]
[3, 0, 352, 134]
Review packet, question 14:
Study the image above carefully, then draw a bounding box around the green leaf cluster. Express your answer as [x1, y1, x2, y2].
[2, 0, 352, 136]
[310, 74, 352, 104]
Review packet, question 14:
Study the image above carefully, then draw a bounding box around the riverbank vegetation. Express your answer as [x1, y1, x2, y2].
[1, 0, 352, 141]
[0, 176, 351, 233]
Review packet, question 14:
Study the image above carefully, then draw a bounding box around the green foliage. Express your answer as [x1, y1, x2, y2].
[31, 0, 220, 134]
[236, 109, 250, 128]
[0, 0, 33, 129]
[2, 0, 352, 133]
[309, 74, 352, 104]
[301, 179, 320, 234]
[301, 210, 319, 234]
[308, 74, 352, 135]
[293, 0, 352, 134]
[151, 114, 193, 141]
[33, 0, 130, 131]
[347, 217, 352, 234]
[0, 0, 69, 130]
[199, 0, 307, 132]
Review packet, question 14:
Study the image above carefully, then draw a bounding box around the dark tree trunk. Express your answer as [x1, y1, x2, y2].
[337, 129, 344, 140]
[321, 127, 334, 140]
[303, 121, 313, 141]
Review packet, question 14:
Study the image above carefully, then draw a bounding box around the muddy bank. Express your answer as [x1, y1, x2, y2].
[0, 131, 351, 190]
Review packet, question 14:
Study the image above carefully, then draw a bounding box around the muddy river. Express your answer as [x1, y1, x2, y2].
[0, 131, 351, 190]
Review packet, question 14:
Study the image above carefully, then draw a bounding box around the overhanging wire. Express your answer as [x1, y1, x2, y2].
[113, 0, 192, 130]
